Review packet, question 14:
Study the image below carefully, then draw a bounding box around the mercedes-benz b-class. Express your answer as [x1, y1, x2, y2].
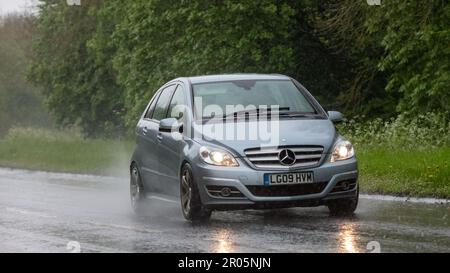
[130, 74, 358, 221]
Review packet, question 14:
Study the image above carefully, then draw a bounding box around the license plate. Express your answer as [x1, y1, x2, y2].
[264, 172, 314, 186]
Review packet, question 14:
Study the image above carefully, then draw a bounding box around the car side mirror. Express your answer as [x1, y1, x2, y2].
[159, 117, 183, 133]
[328, 111, 343, 123]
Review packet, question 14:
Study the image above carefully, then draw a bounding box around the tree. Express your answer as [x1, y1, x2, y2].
[109, 0, 349, 126]
[29, 0, 124, 137]
[320, 0, 450, 116]
[0, 13, 50, 136]
[29, 0, 355, 133]
[30, 0, 447, 136]
[376, 0, 450, 114]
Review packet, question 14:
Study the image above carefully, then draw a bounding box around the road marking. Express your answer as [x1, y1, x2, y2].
[0, 225, 126, 253]
[0, 167, 123, 184]
[146, 195, 178, 204]
[85, 221, 162, 234]
[3, 206, 161, 234]
[5, 207, 57, 218]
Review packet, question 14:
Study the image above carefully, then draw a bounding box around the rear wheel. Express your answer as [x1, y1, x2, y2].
[327, 187, 359, 216]
[130, 164, 146, 214]
[180, 163, 211, 221]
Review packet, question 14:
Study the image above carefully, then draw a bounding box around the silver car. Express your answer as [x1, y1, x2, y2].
[130, 74, 358, 221]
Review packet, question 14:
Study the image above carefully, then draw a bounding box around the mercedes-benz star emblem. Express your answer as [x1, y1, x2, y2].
[278, 149, 296, 166]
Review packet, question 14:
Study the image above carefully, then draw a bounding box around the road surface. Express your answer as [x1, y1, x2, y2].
[0, 168, 449, 253]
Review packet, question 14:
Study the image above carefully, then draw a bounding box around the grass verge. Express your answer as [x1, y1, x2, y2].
[0, 127, 133, 176]
[357, 147, 449, 198]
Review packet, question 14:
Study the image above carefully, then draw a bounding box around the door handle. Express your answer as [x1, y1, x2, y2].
[142, 127, 148, 135]
[157, 133, 163, 141]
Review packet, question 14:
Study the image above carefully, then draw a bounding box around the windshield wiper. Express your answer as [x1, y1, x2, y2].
[278, 111, 319, 118]
[201, 108, 318, 121]
[223, 107, 290, 118]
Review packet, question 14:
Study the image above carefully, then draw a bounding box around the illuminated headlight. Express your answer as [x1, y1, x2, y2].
[199, 146, 239, 167]
[330, 140, 355, 162]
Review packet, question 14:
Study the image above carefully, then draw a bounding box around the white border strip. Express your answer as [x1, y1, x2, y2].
[361, 194, 450, 204]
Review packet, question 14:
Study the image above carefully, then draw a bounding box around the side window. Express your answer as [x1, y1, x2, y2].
[167, 85, 187, 120]
[144, 91, 160, 119]
[151, 85, 176, 121]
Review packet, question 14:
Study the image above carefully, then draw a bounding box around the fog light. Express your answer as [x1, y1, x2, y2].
[341, 181, 349, 190]
[220, 187, 232, 197]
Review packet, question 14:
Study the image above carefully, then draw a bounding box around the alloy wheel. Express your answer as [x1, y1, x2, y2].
[181, 168, 192, 215]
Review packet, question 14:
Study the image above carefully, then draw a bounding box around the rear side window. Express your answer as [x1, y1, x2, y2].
[144, 91, 160, 119]
[167, 85, 186, 120]
[152, 85, 176, 121]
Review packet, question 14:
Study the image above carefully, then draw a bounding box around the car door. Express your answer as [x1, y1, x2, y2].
[157, 84, 188, 196]
[140, 84, 176, 192]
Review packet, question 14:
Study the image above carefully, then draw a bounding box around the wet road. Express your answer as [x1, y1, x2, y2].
[0, 168, 449, 253]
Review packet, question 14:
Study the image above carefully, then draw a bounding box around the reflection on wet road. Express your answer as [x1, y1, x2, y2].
[0, 168, 448, 253]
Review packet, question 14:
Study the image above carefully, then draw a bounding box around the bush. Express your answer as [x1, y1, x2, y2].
[5, 127, 83, 142]
[338, 112, 450, 150]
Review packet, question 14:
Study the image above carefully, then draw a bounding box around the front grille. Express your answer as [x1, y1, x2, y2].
[246, 182, 327, 197]
[244, 146, 324, 169]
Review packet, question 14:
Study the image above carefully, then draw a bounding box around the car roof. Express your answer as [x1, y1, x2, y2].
[186, 74, 291, 84]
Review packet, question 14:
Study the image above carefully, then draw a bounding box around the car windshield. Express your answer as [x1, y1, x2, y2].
[192, 80, 317, 119]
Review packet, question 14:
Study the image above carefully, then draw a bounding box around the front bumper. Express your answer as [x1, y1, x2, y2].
[191, 157, 358, 210]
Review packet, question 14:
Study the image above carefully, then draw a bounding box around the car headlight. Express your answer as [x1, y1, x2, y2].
[330, 140, 354, 162]
[199, 146, 239, 167]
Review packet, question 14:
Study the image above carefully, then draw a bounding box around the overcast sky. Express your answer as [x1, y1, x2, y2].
[0, 0, 39, 14]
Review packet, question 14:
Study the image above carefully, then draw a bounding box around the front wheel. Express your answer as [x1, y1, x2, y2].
[327, 187, 359, 216]
[180, 163, 211, 221]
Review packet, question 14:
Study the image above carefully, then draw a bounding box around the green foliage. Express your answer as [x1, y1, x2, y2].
[322, 0, 450, 116]
[338, 112, 450, 198]
[0, 126, 133, 175]
[0, 14, 51, 136]
[108, 0, 347, 127]
[27, 0, 450, 134]
[30, 0, 349, 131]
[338, 112, 450, 149]
[28, 0, 124, 137]
[318, 0, 390, 115]
[374, 1, 450, 113]
[357, 147, 450, 198]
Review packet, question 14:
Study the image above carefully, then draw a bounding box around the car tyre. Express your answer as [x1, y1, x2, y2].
[180, 163, 211, 221]
[327, 186, 359, 216]
[130, 164, 146, 214]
